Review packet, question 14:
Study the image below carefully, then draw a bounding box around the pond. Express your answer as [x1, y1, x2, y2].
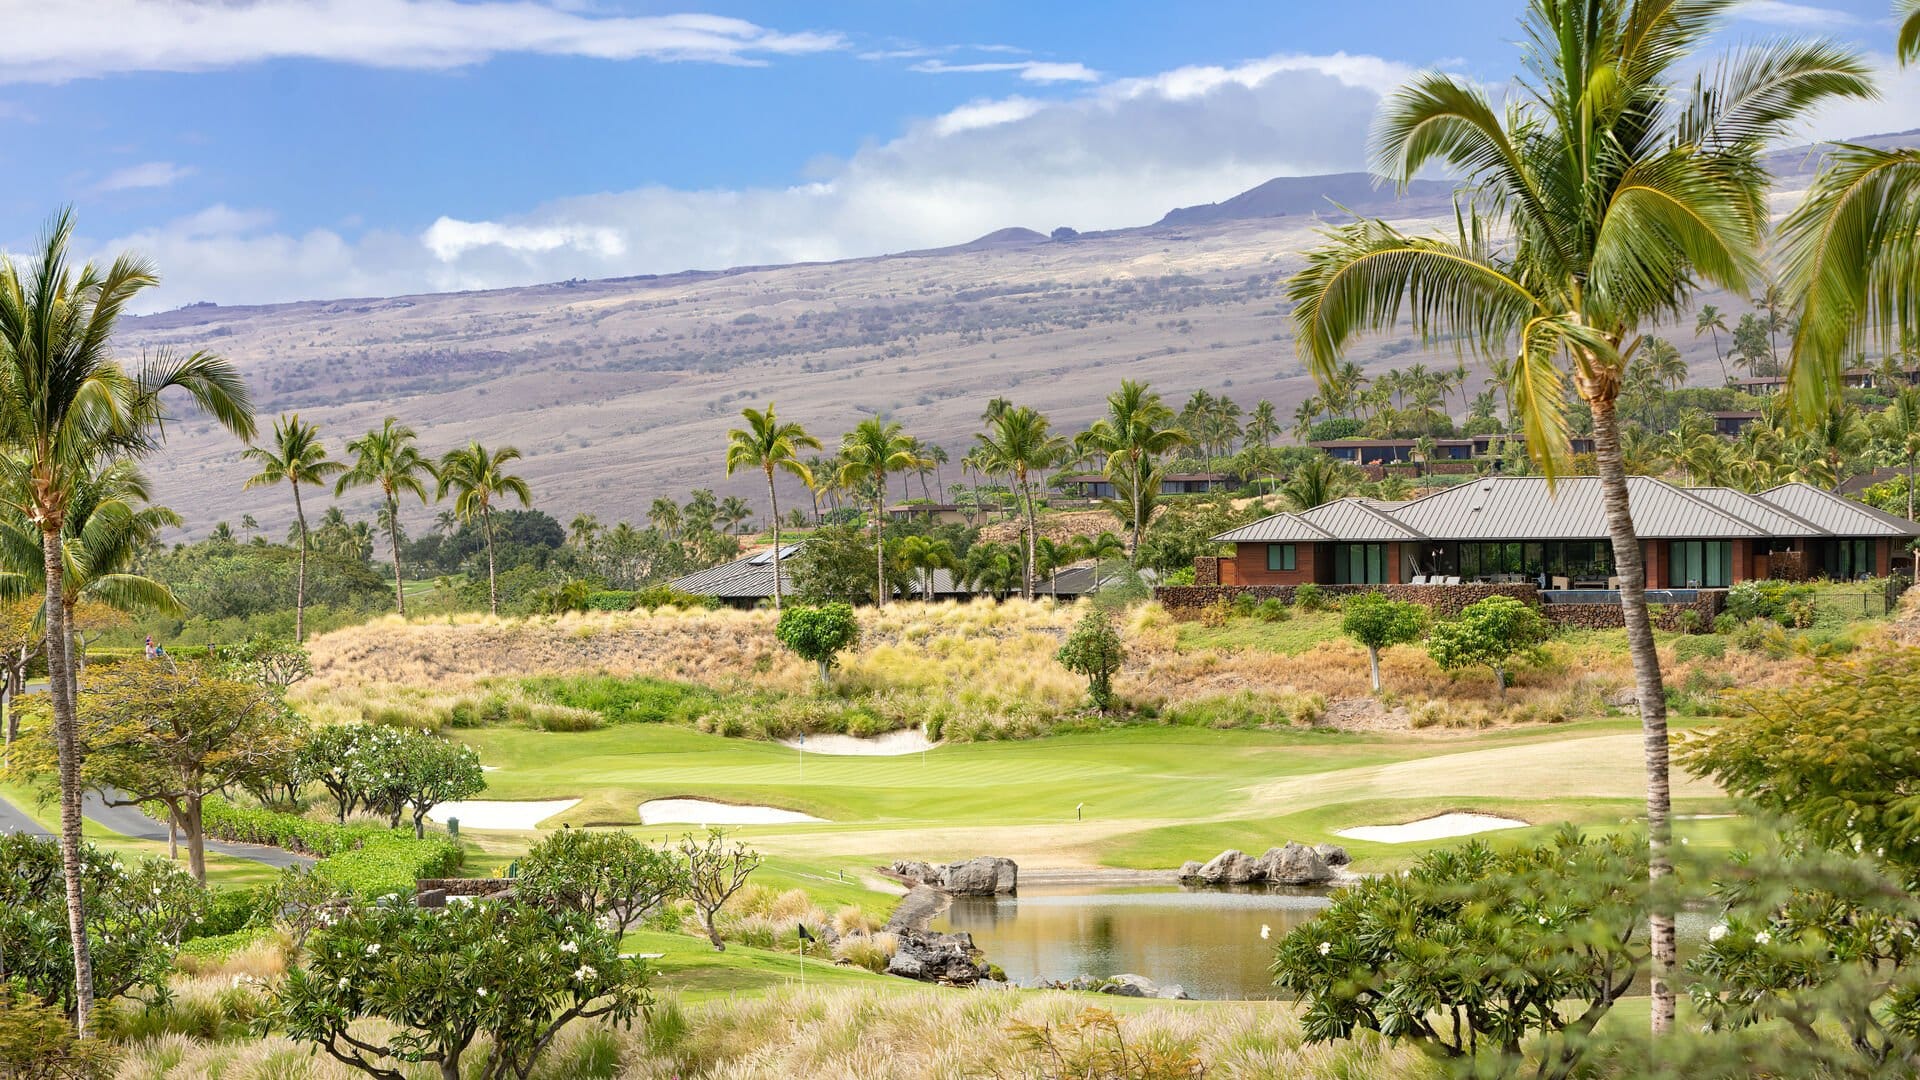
[931, 883, 1333, 1000]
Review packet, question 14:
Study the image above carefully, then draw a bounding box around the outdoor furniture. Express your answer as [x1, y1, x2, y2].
[1551, 576, 1570, 590]
[1607, 576, 1622, 588]
[1410, 574, 1429, 585]
[1442, 575, 1461, 585]
[1573, 579, 1607, 590]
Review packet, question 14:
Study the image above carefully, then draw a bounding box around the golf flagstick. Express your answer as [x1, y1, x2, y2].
[797, 923, 815, 989]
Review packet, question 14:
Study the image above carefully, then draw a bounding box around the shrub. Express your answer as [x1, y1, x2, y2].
[831, 932, 898, 973]
[1728, 618, 1777, 653]
[1339, 593, 1425, 693]
[1056, 608, 1126, 714]
[523, 675, 718, 725]
[312, 834, 462, 899]
[1426, 595, 1553, 701]
[0, 984, 115, 1079]
[1197, 598, 1231, 627]
[775, 603, 860, 684]
[586, 590, 638, 611]
[1253, 597, 1291, 623]
[1672, 635, 1727, 663]
[272, 902, 649, 1080]
[517, 829, 684, 935]
[1293, 583, 1327, 612]
[1725, 580, 1814, 623]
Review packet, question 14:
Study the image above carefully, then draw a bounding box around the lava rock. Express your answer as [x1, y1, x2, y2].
[886, 929, 990, 985]
[1257, 842, 1335, 886]
[1196, 849, 1260, 885]
[944, 856, 1018, 895]
[1099, 974, 1159, 998]
[1313, 844, 1351, 867]
[890, 860, 944, 887]
[1178, 860, 1204, 880]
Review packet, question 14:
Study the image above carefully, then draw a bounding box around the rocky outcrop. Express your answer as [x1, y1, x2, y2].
[889, 856, 1017, 895]
[886, 929, 993, 985]
[883, 885, 952, 934]
[1254, 842, 1335, 886]
[1181, 842, 1348, 887]
[1098, 973, 1192, 1000]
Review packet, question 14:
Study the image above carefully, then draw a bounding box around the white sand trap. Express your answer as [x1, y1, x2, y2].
[778, 730, 937, 756]
[638, 799, 824, 826]
[1336, 812, 1529, 844]
[427, 799, 579, 830]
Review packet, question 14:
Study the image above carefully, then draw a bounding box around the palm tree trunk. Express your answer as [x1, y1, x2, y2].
[1711, 329, 1727, 384]
[291, 480, 309, 643]
[386, 493, 406, 617]
[1020, 470, 1037, 601]
[873, 487, 887, 606]
[1907, 451, 1914, 522]
[40, 526, 94, 1036]
[483, 505, 499, 616]
[1590, 392, 1676, 1035]
[1130, 452, 1144, 567]
[766, 467, 783, 611]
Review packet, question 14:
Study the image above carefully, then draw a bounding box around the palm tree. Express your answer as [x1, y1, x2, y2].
[1077, 381, 1189, 565]
[0, 208, 255, 1035]
[1642, 338, 1688, 388]
[1903, 0, 1920, 63]
[1875, 387, 1920, 521]
[335, 418, 433, 617]
[1694, 305, 1730, 383]
[894, 535, 957, 601]
[928, 444, 950, 502]
[647, 497, 682, 540]
[717, 495, 753, 535]
[568, 513, 601, 548]
[973, 405, 1069, 599]
[837, 419, 922, 606]
[241, 414, 343, 642]
[1277, 455, 1352, 511]
[723, 403, 821, 610]
[1283, 1, 1868, 1032]
[435, 442, 532, 615]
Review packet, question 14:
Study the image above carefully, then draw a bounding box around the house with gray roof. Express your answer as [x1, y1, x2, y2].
[1209, 476, 1917, 590]
[668, 542, 1114, 607]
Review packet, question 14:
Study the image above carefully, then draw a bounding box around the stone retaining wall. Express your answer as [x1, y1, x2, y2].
[1154, 582, 1539, 618]
[1540, 590, 1725, 634]
[416, 877, 514, 897]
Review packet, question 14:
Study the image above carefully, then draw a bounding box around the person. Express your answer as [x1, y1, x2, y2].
[144, 635, 157, 660]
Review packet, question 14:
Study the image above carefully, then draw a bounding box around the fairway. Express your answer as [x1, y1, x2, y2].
[449, 718, 1727, 872]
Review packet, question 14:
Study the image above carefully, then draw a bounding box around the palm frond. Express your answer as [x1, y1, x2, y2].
[1680, 39, 1874, 153]
[1590, 148, 1759, 313]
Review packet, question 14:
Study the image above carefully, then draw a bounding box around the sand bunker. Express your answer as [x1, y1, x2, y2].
[1335, 812, 1528, 844]
[638, 799, 824, 826]
[426, 799, 579, 830]
[778, 729, 937, 756]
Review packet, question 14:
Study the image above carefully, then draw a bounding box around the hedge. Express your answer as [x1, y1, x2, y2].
[314, 835, 463, 899]
[196, 795, 394, 857]
[586, 590, 637, 612]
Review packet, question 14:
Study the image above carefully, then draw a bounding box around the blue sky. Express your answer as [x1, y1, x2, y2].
[2, 0, 1914, 310]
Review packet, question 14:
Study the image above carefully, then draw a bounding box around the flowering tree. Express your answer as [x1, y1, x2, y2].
[515, 829, 684, 935]
[272, 902, 649, 1080]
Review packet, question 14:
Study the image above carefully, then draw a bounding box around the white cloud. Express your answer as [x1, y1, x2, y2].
[422, 218, 627, 261]
[911, 59, 1101, 83]
[0, 0, 843, 83]
[1730, 1, 1859, 28]
[96, 160, 195, 191]
[930, 96, 1043, 135]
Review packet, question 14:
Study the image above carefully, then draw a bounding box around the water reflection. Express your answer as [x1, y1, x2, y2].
[932, 884, 1332, 1000]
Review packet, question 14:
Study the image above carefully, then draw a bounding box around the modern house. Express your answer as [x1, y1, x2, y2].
[668, 542, 1111, 606]
[885, 502, 970, 526]
[1709, 410, 1764, 437]
[1731, 368, 1917, 396]
[1311, 433, 1597, 468]
[1208, 476, 1917, 590]
[1056, 472, 1236, 498]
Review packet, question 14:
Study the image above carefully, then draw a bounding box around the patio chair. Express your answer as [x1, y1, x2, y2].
[1410, 575, 1429, 585]
[1607, 576, 1622, 589]
[1551, 576, 1570, 590]
[1443, 575, 1461, 586]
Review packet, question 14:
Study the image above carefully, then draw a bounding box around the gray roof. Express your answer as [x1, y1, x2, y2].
[1753, 483, 1920, 538]
[1209, 475, 1918, 545]
[669, 543, 982, 600]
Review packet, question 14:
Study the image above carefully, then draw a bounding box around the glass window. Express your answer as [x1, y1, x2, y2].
[1266, 544, 1296, 572]
[1333, 543, 1387, 584]
[1668, 541, 1731, 588]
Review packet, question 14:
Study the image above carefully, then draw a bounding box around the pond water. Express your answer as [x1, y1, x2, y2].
[932, 883, 1332, 1000]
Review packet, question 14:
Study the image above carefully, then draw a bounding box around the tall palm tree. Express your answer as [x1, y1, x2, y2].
[335, 418, 433, 617]
[928, 444, 950, 502]
[1694, 305, 1730, 383]
[837, 419, 922, 606]
[0, 209, 255, 1035]
[1277, 455, 1352, 511]
[1076, 381, 1189, 565]
[717, 495, 753, 535]
[435, 442, 532, 615]
[723, 403, 820, 610]
[647, 496, 682, 540]
[241, 414, 343, 642]
[1875, 386, 1920, 521]
[1283, 1, 1868, 1032]
[973, 405, 1069, 599]
[568, 513, 601, 548]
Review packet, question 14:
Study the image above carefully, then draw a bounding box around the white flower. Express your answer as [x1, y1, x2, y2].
[1754, 931, 1771, 946]
[366, 944, 381, 956]
[476, 987, 488, 998]
[1317, 941, 1332, 956]
[572, 965, 596, 982]
[337, 976, 350, 990]
[558, 940, 579, 954]
[1679, 837, 1689, 846]
[1259, 924, 1271, 941]
[1537, 915, 1548, 925]
[1708, 924, 1728, 942]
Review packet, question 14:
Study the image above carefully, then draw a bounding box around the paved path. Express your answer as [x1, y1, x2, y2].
[0, 788, 313, 869]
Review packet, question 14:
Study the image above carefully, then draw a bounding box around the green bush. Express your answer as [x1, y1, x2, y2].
[196, 795, 394, 857]
[195, 886, 271, 938]
[1729, 618, 1779, 653]
[1725, 580, 1815, 623]
[523, 675, 718, 725]
[313, 835, 462, 899]
[1293, 583, 1327, 612]
[1254, 597, 1291, 623]
[585, 590, 637, 611]
[1672, 635, 1727, 663]
[776, 603, 861, 684]
[1057, 609, 1126, 714]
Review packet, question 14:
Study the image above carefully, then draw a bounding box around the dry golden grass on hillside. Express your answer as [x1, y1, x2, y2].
[292, 598, 1828, 736]
[110, 983, 1430, 1079]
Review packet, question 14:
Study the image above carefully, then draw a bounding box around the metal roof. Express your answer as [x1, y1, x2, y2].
[1685, 487, 1824, 537]
[1300, 497, 1427, 540]
[1212, 513, 1334, 543]
[670, 543, 983, 600]
[1753, 483, 1920, 538]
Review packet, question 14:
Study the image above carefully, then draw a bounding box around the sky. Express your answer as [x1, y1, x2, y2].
[2, 0, 1916, 312]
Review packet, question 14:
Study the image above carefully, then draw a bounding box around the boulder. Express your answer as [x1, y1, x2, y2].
[1256, 842, 1335, 886]
[1098, 974, 1160, 998]
[1178, 860, 1204, 880]
[886, 930, 990, 985]
[1157, 983, 1193, 1001]
[890, 860, 944, 887]
[1196, 849, 1261, 885]
[944, 856, 1018, 896]
[1313, 843, 1351, 868]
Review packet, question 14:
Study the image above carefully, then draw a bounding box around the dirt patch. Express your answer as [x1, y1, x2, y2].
[1317, 697, 1415, 732]
[979, 510, 1128, 546]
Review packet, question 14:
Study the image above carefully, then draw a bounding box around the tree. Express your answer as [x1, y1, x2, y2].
[724, 402, 821, 611]
[893, 535, 956, 601]
[272, 902, 649, 1080]
[1283, 4, 1868, 1031]
[1056, 608, 1125, 714]
[335, 418, 433, 618]
[1077, 381, 1189, 566]
[0, 597, 40, 766]
[973, 404, 1068, 599]
[1876, 387, 1920, 521]
[242, 414, 345, 642]
[678, 829, 762, 951]
[1427, 595, 1552, 702]
[775, 602, 859, 684]
[0, 209, 256, 1034]
[515, 829, 683, 936]
[297, 723, 406, 825]
[1277, 455, 1354, 512]
[1695, 305, 1730, 384]
[8, 660, 299, 883]
[435, 442, 532, 616]
[1274, 830, 1647, 1079]
[837, 419, 923, 606]
[390, 730, 485, 839]
[1340, 593, 1425, 693]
